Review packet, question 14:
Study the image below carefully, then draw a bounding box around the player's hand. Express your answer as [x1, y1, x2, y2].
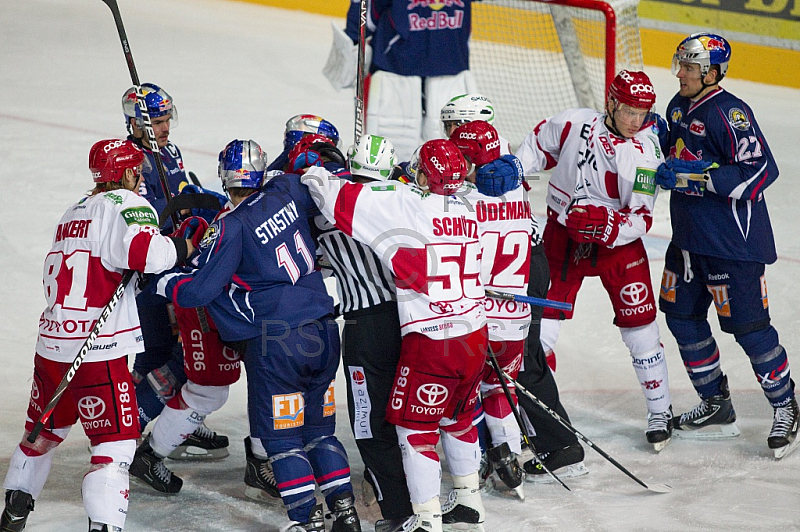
[174, 216, 209, 250]
[475, 154, 523, 197]
[656, 158, 714, 195]
[565, 205, 620, 246]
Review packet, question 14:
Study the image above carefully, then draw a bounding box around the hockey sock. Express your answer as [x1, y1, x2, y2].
[621, 323, 671, 413]
[3, 426, 69, 500]
[440, 417, 481, 478]
[83, 440, 135, 531]
[481, 387, 522, 454]
[304, 433, 352, 504]
[263, 438, 318, 524]
[395, 426, 442, 504]
[666, 316, 723, 398]
[471, 399, 488, 455]
[736, 327, 794, 407]
[135, 361, 183, 431]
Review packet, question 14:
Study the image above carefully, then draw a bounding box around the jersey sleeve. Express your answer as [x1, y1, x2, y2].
[155, 215, 243, 309]
[611, 133, 662, 246]
[102, 194, 178, 274]
[705, 100, 779, 201]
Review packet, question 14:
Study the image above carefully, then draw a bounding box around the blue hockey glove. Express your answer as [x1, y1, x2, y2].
[475, 154, 524, 197]
[656, 159, 716, 195]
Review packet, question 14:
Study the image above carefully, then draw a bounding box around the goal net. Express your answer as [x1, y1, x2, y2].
[470, 0, 644, 148]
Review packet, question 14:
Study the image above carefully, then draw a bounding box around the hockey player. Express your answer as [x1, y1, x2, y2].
[449, 120, 531, 498]
[123, 83, 229, 460]
[441, 97, 587, 478]
[302, 139, 488, 532]
[314, 134, 415, 527]
[152, 140, 361, 532]
[339, 1, 477, 160]
[656, 33, 798, 458]
[0, 139, 194, 532]
[267, 114, 341, 172]
[516, 70, 674, 451]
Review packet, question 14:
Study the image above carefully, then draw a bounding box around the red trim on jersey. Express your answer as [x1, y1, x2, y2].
[231, 274, 252, 290]
[172, 277, 193, 305]
[333, 182, 364, 237]
[128, 231, 153, 271]
[604, 171, 620, 199]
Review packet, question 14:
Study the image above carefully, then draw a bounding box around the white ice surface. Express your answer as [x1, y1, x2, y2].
[1, 1, 799, 530]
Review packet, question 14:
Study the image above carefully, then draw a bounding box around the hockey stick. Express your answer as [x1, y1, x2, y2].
[486, 290, 573, 312]
[101, 0, 180, 230]
[354, 0, 367, 143]
[503, 373, 673, 494]
[28, 270, 136, 443]
[158, 192, 223, 228]
[487, 349, 569, 493]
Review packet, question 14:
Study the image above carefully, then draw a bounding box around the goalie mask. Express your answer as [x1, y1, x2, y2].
[440, 93, 495, 137]
[218, 139, 267, 191]
[348, 135, 397, 182]
[283, 114, 340, 152]
[417, 139, 468, 196]
[449, 120, 502, 168]
[89, 139, 146, 183]
[122, 83, 178, 129]
[672, 33, 731, 79]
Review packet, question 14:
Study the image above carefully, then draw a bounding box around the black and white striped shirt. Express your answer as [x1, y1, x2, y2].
[314, 214, 396, 315]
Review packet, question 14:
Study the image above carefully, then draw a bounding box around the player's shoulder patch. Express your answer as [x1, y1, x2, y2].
[633, 167, 657, 196]
[199, 223, 219, 249]
[727, 108, 751, 131]
[670, 107, 683, 124]
[120, 206, 158, 226]
[369, 183, 396, 192]
[103, 192, 124, 205]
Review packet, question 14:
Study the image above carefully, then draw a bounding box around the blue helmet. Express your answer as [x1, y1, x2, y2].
[218, 139, 267, 191]
[282, 114, 340, 152]
[122, 83, 178, 128]
[671, 33, 731, 79]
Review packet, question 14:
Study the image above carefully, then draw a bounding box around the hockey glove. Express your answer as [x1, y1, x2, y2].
[475, 154, 524, 197]
[565, 205, 620, 246]
[310, 141, 347, 168]
[656, 159, 716, 195]
[174, 216, 209, 250]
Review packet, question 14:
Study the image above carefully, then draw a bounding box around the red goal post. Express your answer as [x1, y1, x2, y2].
[470, 0, 644, 148]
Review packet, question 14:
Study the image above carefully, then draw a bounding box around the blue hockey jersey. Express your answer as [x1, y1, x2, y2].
[664, 88, 778, 264]
[154, 173, 334, 342]
[345, 0, 471, 77]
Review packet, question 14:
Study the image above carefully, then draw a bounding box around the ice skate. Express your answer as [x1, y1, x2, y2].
[130, 435, 183, 494]
[376, 513, 442, 532]
[441, 474, 485, 532]
[646, 406, 673, 452]
[486, 442, 524, 500]
[280, 504, 325, 532]
[88, 521, 122, 532]
[768, 398, 800, 459]
[524, 442, 588, 483]
[1, 490, 34, 532]
[167, 422, 229, 461]
[243, 437, 279, 500]
[328, 491, 361, 532]
[673, 376, 739, 440]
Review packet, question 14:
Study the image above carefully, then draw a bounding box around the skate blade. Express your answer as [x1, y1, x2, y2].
[442, 523, 485, 532]
[512, 484, 525, 500]
[480, 475, 525, 501]
[130, 476, 181, 496]
[773, 437, 800, 460]
[244, 485, 280, 502]
[168, 445, 230, 461]
[652, 437, 672, 453]
[673, 423, 740, 440]
[525, 462, 588, 484]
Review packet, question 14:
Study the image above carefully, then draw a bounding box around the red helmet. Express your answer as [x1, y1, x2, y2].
[608, 70, 656, 109]
[89, 139, 145, 183]
[449, 120, 501, 167]
[287, 133, 332, 171]
[418, 139, 468, 196]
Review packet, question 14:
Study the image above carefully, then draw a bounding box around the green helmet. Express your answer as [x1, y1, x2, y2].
[348, 135, 397, 182]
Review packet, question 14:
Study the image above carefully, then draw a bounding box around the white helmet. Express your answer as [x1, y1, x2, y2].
[440, 93, 496, 128]
[348, 135, 397, 181]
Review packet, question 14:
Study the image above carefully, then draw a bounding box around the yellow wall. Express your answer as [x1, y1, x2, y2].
[235, 0, 800, 89]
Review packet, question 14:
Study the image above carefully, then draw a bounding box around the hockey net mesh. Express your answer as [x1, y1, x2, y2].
[470, 0, 643, 148]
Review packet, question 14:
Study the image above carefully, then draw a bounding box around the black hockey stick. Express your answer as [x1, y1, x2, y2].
[503, 372, 673, 494]
[487, 348, 570, 492]
[158, 192, 223, 228]
[28, 270, 136, 443]
[354, 0, 367, 143]
[101, 0, 179, 230]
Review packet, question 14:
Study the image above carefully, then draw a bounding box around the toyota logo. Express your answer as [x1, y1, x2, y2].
[31, 381, 40, 401]
[620, 282, 649, 306]
[221, 346, 240, 362]
[78, 396, 106, 420]
[416, 384, 449, 407]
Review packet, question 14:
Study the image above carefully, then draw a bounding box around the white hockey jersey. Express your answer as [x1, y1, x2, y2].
[463, 182, 532, 342]
[516, 109, 663, 247]
[303, 167, 486, 340]
[37, 190, 178, 363]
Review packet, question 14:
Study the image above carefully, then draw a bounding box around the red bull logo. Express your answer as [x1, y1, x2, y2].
[408, 0, 465, 10]
[700, 36, 726, 51]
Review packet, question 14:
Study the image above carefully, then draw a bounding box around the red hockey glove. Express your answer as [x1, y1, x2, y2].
[173, 216, 209, 250]
[565, 205, 620, 246]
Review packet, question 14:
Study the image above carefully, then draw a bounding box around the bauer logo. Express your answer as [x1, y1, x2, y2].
[273, 392, 305, 430]
[323, 380, 336, 417]
[633, 167, 656, 196]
